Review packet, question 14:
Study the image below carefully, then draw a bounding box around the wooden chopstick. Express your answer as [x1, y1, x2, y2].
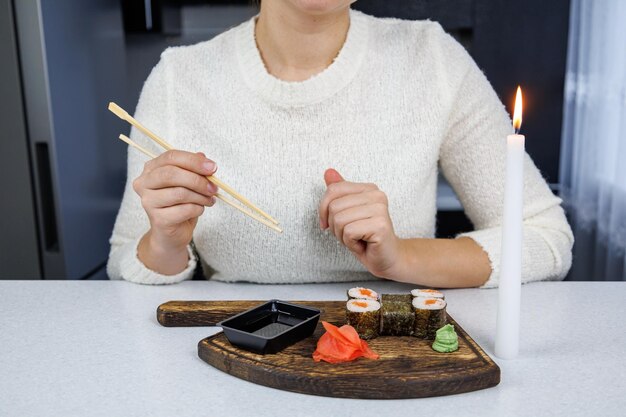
[119, 135, 282, 233]
[108, 102, 279, 226]
[118, 133, 157, 158]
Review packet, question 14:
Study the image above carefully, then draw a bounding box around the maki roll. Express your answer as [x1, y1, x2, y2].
[347, 287, 379, 301]
[380, 293, 412, 304]
[346, 299, 381, 340]
[412, 297, 447, 339]
[410, 289, 445, 300]
[380, 300, 415, 336]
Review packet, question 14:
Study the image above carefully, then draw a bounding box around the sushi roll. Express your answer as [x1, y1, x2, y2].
[410, 289, 445, 300]
[380, 293, 412, 304]
[380, 300, 415, 336]
[412, 297, 447, 339]
[346, 299, 381, 340]
[347, 287, 379, 301]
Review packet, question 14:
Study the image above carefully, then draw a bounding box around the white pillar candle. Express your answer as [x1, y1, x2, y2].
[495, 87, 524, 360]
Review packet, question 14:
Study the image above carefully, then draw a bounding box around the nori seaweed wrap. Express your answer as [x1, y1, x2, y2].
[412, 297, 447, 339]
[380, 299, 415, 336]
[346, 299, 381, 340]
[380, 293, 412, 304]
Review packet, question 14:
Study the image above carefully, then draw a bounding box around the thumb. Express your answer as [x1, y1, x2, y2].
[324, 168, 345, 186]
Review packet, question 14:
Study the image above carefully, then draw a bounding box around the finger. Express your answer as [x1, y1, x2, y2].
[145, 150, 217, 176]
[144, 165, 218, 196]
[151, 203, 205, 228]
[342, 220, 373, 255]
[319, 182, 379, 229]
[142, 187, 216, 209]
[341, 216, 390, 255]
[330, 203, 387, 242]
[327, 190, 388, 228]
[324, 168, 345, 186]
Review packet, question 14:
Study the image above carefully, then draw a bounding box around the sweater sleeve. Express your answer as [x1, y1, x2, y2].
[107, 54, 197, 284]
[437, 33, 574, 288]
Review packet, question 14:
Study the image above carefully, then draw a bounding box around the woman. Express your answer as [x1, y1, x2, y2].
[107, 0, 573, 287]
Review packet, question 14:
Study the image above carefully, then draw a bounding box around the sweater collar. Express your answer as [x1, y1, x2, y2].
[235, 9, 369, 107]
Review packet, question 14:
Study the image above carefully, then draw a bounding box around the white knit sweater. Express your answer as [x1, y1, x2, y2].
[107, 10, 574, 288]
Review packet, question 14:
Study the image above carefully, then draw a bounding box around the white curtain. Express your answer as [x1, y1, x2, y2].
[560, 0, 626, 281]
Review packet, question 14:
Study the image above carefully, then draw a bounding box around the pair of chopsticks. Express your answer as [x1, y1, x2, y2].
[108, 102, 282, 233]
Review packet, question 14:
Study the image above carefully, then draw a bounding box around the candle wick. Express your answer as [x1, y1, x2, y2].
[514, 127, 520, 135]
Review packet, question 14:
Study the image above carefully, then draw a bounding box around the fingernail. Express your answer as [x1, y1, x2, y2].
[203, 160, 216, 173]
[207, 182, 217, 194]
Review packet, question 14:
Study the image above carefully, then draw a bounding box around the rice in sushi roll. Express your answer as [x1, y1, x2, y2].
[412, 297, 447, 339]
[346, 299, 381, 340]
[410, 289, 445, 300]
[347, 287, 379, 301]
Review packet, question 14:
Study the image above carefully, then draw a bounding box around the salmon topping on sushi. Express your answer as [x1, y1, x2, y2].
[312, 321, 380, 363]
[412, 297, 446, 310]
[347, 287, 379, 301]
[411, 289, 445, 299]
[347, 299, 381, 312]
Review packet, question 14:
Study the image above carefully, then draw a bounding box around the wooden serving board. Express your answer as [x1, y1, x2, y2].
[157, 300, 500, 399]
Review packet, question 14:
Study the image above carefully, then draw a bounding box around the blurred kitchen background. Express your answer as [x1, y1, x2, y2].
[1, 0, 624, 281]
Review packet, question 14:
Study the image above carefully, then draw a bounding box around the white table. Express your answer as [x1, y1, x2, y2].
[0, 281, 623, 417]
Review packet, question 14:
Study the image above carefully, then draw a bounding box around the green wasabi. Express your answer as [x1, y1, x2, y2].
[431, 324, 459, 353]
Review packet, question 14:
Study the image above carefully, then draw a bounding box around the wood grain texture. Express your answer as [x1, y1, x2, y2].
[157, 300, 329, 327]
[157, 300, 500, 399]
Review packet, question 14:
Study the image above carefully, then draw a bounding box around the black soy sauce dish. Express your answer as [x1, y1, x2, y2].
[217, 300, 321, 354]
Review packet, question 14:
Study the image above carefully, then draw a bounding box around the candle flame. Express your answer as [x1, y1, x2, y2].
[513, 86, 523, 133]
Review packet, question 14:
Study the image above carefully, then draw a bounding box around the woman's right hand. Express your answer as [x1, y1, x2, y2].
[133, 150, 218, 273]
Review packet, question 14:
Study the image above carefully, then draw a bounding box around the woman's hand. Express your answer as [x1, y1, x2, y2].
[133, 150, 218, 274]
[319, 168, 403, 278]
[318, 169, 492, 287]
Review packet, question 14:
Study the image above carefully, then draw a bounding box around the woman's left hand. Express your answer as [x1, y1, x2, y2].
[319, 168, 403, 278]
